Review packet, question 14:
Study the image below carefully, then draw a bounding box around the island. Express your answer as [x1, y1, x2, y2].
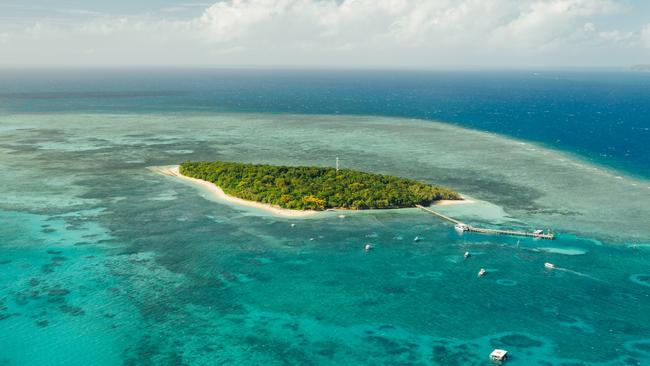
[630, 64, 650, 72]
[178, 160, 461, 211]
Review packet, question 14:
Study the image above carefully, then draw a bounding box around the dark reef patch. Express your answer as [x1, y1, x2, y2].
[430, 341, 480, 366]
[35, 319, 49, 327]
[48, 288, 71, 297]
[491, 333, 544, 349]
[59, 304, 85, 316]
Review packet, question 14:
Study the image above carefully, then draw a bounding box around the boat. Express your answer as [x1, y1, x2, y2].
[455, 223, 469, 232]
[478, 268, 486, 277]
[490, 349, 508, 362]
[464, 251, 470, 259]
[533, 229, 544, 235]
[544, 262, 555, 269]
[364, 244, 373, 251]
[413, 236, 421, 242]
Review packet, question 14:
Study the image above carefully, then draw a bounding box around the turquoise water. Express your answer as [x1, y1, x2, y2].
[1, 112, 649, 365]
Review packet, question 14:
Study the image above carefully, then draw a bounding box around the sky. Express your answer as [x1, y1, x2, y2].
[0, 0, 649, 68]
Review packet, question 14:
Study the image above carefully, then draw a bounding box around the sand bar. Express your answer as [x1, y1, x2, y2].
[434, 197, 474, 206]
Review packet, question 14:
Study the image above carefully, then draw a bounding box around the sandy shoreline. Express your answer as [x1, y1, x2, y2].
[150, 165, 320, 218]
[434, 197, 474, 206]
[150, 165, 470, 218]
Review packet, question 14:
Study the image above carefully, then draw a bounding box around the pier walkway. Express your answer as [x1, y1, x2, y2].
[416, 205, 555, 240]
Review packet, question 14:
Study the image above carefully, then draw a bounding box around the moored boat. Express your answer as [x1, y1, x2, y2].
[455, 223, 469, 232]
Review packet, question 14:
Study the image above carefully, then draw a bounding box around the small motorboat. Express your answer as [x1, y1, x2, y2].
[533, 229, 544, 235]
[478, 268, 486, 277]
[290, 223, 296, 227]
[455, 223, 468, 232]
[464, 251, 470, 259]
[490, 349, 508, 362]
[413, 236, 421, 242]
[364, 244, 373, 251]
[544, 262, 555, 269]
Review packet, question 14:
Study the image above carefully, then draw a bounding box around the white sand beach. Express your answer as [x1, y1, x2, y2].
[150, 166, 319, 218]
[434, 197, 474, 206]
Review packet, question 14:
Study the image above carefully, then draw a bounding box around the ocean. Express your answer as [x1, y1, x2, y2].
[0, 69, 649, 365]
[1, 69, 648, 178]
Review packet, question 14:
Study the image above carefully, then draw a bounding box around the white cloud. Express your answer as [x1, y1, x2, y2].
[489, 0, 622, 46]
[56, 9, 104, 16]
[187, 0, 623, 45]
[0, 0, 647, 67]
[78, 17, 130, 35]
[642, 24, 650, 48]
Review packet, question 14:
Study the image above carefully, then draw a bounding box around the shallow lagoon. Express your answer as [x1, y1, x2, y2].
[0, 113, 649, 365]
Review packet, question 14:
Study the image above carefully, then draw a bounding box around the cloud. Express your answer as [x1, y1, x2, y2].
[56, 9, 104, 16]
[187, 0, 634, 60]
[188, 0, 622, 44]
[489, 0, 622, 46]
[0, 0, 647, 67]
[642, 24, 650, 48]
[160, 3, 213, 13]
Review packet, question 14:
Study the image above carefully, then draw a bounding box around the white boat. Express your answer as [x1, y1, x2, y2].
[490, 349, 508, 361]
[464, 251, 470, 259]
[533, 229, 544, 235]
[455, 223, 469, 232]
[413, 236, 421, 242]
[478, 268, 486, 277]
[544, 262, 555, 269]
[364, 244, 373, 251]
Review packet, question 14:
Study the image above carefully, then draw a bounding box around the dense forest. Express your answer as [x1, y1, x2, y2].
[180, 161, 461, 210]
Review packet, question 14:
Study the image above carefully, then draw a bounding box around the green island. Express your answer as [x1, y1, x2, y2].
[179, 161, 461, 211]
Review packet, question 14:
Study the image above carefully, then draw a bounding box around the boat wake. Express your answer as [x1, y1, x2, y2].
[547, 264, 605, 283]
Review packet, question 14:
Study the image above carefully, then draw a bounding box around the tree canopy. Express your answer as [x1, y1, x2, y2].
[180, 160, 461, 211]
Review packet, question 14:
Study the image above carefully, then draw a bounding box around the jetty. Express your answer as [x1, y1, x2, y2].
[416, 205, 555, 240]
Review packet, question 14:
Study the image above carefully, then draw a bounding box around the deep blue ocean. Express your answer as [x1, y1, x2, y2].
[1, 69, 648, 178]
[1, 69, 649, 365]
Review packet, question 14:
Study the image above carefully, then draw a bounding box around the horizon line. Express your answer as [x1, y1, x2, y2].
[0, 64, 640, 72]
